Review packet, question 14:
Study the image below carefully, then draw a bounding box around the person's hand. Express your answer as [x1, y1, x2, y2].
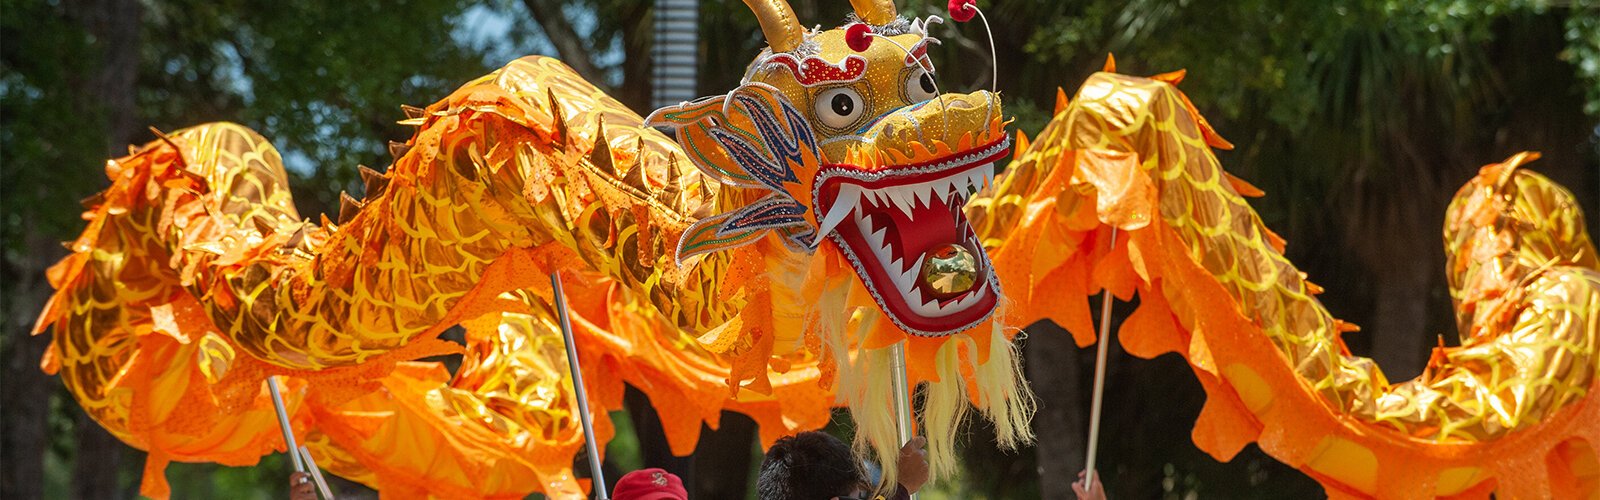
[1072, 470, 1106, 500]
[896, 436, 929, 494]
[289, 471, 316, 500]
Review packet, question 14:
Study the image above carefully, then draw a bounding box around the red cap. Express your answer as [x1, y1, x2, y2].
[948, 0, 977, 22]
[611, 468, 688, 500]
[845, 23, 873, 52]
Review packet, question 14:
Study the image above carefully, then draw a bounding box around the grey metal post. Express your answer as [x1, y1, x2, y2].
[889, 341, 917, 500]
[266, 376, 305, 473]
[552, 272, 610, 500]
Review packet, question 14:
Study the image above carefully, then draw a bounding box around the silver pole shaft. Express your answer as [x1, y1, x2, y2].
[888, 341, 917, 499]
[298, 446, 335, 499]
[1083, 229, 1119, 489]
[552, 272, 609, 500]
[267, 376, 305, 473]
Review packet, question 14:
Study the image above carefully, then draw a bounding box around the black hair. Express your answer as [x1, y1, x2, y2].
[756, 431, 866, 500]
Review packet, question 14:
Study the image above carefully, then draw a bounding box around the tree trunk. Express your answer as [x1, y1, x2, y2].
[615, 0, 652, 111]
[522, 0, 605, 86]
[624, 385, 694, 483]
[0, 229, 59, 499]
[690, 412, 756, 498]
[1367, 259, 1433, 381]
[1024, 321, 1086, 499]
[60, 0, 144, 497]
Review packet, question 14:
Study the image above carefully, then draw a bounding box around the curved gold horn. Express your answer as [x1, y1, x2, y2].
[849, 0, 897, 25]
[742, 0, 804, 53]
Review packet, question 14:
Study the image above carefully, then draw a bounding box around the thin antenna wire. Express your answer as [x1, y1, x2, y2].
[869, 32, 951, 131]
[968, 6, 998, 91]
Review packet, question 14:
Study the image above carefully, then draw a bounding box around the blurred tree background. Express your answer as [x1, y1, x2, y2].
[3, 0, 1597, 498]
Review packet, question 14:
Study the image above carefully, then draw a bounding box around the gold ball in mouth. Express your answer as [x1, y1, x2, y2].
[920, 244, 978, 298]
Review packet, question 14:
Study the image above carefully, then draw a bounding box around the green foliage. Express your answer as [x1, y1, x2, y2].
[137, 0, 498, 214]
[0, 0, 108, 241]
[1566, 5, 1600, 115]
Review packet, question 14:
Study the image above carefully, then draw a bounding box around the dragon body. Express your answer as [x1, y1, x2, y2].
[32, 0, 1597, 498]
[985, 71, 1599, 497]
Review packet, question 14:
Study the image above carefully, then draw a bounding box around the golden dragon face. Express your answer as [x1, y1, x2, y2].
[647, 1, 1007, 336]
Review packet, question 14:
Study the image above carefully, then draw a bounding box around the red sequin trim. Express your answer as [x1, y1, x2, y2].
[766, 54, 867, 86]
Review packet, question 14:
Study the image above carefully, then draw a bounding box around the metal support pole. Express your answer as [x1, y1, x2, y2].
[298, 446, 335, 499]
[267, 376, 305, 473]
[552, 272, 610, 500]
[1083, 229, 1119, 488]
[888, 341, 917, 500]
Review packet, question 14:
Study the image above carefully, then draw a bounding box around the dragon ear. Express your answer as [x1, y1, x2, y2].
[676, 194, 808, 263]
[646, 82, 820, 196]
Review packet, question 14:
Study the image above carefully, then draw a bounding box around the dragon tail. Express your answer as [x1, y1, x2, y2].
[978, 71, 1599, 498]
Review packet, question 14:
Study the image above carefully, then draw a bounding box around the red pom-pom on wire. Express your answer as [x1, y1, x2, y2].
[845, 23, 873, 52]
[948, 0, 976, 22]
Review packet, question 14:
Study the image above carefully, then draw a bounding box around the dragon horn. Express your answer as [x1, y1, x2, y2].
[849, 0, 897, 25]
[742, 0, 804, 53]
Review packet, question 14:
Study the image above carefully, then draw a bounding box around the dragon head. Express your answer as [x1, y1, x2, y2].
[647, 0, 1008, 337]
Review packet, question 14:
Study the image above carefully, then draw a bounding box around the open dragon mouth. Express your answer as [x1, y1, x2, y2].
[816, 136, 1010, 336]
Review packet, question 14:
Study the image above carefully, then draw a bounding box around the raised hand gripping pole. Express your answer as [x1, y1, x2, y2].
[1083, 228, 1118, 489]
[552, 272, 610, 500]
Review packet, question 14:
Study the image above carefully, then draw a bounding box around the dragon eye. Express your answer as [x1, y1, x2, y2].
[814, 87, 866, 130]
[905, 67, 938, 103]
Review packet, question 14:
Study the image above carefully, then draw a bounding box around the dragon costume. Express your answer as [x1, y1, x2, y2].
[32, 0, 1598, 498]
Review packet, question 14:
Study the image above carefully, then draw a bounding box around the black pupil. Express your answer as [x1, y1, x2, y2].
[920, 73, 936, 94]
[831, 94, 854, 116]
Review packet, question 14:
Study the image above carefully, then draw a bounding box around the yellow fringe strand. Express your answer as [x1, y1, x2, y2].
[923, 340, 971, 480]
[805, 266, 1036, 494]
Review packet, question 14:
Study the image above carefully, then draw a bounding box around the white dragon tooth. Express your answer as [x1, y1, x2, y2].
[982, 166, 995, 188]
[954, 288, 978, 308]
[897, 262, 920, 292]
[907, 287, 926, 309]
[891, 188, 916, 218]
[951, 293, 970, 310]
[816, 187, 860, 238]
[868, 232, 896, 265]
[913, 182, 932, 208]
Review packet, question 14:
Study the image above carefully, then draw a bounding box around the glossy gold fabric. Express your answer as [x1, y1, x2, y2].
[848, 0, 898, 25]
[742, 0, 805, 52]
[33, 57, 835, 498]
[971, 71, 1600, 498]
[38, 2, 1043, 491]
